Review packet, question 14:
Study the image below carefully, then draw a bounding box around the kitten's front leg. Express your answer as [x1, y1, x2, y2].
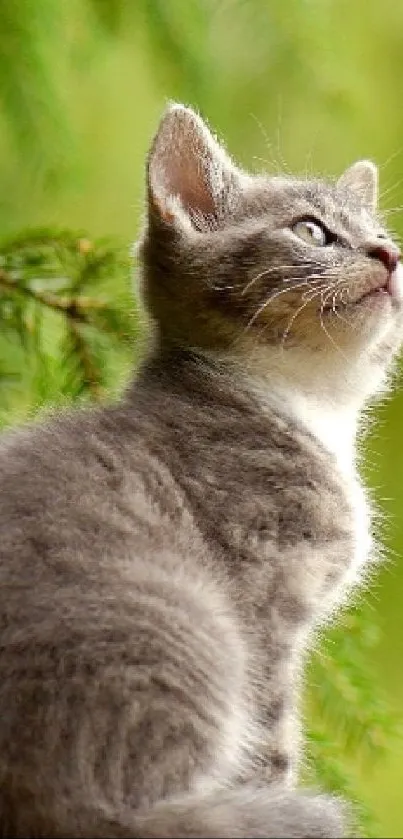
[243, 628, 301, 787]
[252, 678, 299, 787]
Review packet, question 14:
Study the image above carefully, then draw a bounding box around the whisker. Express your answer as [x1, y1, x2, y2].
[298, 276, 332, 299]
[380, 178, 403, 202]
[280, 289, 322, 349]
[382, 205, 403, 216]
[241, 264, 314, 297]
[320, 287, 338, 314]
[319, 290, 349, 360]
[283, 272, 327, 285]
[243, 281, 312, 332]
[322, 286, 357, 330]
[213, 264, 321, 294]
[249, 112, 289, 176]
[244, 270, 342, 335]
[316, 282, 338, 314]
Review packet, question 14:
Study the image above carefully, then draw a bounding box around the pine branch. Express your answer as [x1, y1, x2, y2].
[0, 229, 137, 408]
[0, 266, 127, 335]
[64, 320, 105, 400]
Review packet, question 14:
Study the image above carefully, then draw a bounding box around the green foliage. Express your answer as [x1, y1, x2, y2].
[90, 0, 210, 98]
[0, 0, 210, 170]
[304, 608, 401, 835]
[89, 0, 124, 33]
[0, 229, 136, 422]
[0, 0, 71, 176]
[0, 2, 402, 836]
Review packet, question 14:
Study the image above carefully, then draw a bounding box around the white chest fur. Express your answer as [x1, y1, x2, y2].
[281, 391, 373, 587]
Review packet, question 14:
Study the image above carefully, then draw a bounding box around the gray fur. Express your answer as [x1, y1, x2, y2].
[0, 104, 401, 837]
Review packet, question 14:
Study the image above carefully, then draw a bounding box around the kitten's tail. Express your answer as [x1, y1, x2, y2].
[47, 784, 347, 839]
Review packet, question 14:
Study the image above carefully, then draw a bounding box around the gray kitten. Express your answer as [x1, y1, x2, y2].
[0, 104, 402, 838]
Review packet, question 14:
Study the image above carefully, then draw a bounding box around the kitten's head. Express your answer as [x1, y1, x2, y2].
[139, 105, 403, 400]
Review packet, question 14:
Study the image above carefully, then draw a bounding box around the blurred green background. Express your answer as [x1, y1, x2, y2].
[1, 0, 403, 834]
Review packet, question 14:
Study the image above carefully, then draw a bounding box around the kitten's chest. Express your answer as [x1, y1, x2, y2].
[341, 468, 372, 585]
[172, 396, 372, 612]
[194, 428, 371, 617]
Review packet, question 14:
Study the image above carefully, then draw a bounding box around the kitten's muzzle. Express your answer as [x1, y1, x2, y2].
[323, 244, 403, 311]
[355, 258, 403, 306]
[347, 241, 402, 306]
[369, 242, 403, 302]
[364, 242, 402, 303]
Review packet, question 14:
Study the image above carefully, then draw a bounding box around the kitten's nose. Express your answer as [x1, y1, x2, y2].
[368, 243, 401, 273]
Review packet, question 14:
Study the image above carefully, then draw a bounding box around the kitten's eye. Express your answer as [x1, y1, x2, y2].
[292, 219, 329, 247]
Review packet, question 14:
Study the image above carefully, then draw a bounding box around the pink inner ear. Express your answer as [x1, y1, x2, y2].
[149, 107, 226, 223]
[162, 146, 216, 218]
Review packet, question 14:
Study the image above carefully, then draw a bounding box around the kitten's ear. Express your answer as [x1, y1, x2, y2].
[147, 104, 240, 230]
[337, 160, 378, 211]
